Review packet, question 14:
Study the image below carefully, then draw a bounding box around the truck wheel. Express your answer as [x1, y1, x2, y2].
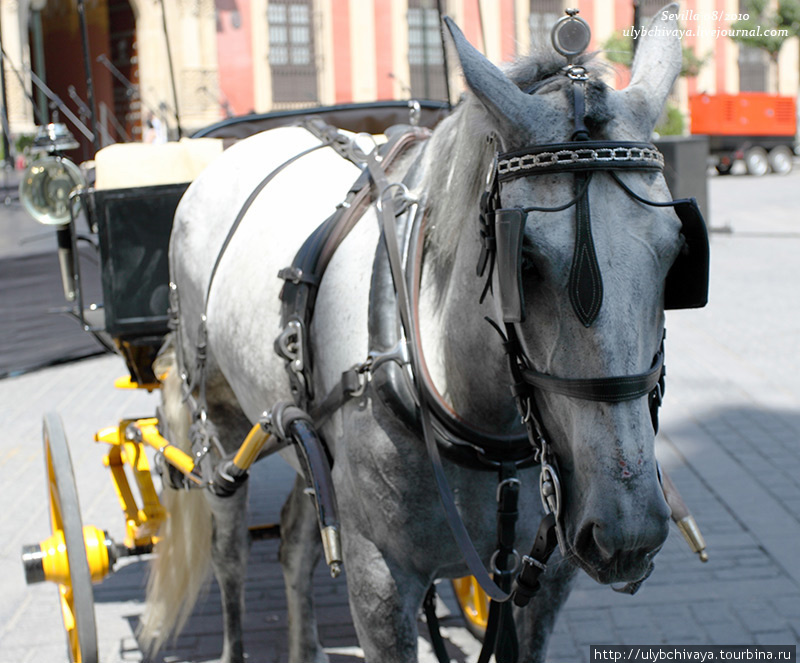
[768, 146, 793, 175]
[744, 147, 769, 176]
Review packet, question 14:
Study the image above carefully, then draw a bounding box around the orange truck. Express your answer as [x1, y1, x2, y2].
[689, 92, 797, 175]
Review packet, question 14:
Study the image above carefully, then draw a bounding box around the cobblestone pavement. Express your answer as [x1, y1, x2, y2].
[1, 168, 798, 662]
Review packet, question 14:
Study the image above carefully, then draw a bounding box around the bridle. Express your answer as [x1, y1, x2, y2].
[461, 58, 708, 613]
[407, 17, 709, 657]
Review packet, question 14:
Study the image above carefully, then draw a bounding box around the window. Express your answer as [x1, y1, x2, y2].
[738, 46, 768, 92]
[529, 0, 562, 45]
[736, 0, 768, 91]
[407, 0, 448, 101]
[268, 0, 318, 105]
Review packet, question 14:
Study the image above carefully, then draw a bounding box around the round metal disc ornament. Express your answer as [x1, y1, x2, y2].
[551, 9, 591, 61]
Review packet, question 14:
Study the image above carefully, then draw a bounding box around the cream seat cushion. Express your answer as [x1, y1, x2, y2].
[94, 138, 223, 190]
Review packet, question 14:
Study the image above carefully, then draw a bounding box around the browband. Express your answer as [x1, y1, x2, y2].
[497, 141, 664, 180]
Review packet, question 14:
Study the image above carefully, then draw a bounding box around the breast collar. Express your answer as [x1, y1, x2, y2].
[367, 176, 537, 470]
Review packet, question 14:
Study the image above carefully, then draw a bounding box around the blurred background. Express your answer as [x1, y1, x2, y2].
[0, 0, 797, 161]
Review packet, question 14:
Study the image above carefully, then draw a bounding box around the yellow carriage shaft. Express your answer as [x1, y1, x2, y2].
[95, 419, 173, 549]
[121, 417, 272, 477]
[95, 416, 271, 548]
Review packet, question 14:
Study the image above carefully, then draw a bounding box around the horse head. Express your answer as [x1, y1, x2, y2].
[441, 5, 684, 585]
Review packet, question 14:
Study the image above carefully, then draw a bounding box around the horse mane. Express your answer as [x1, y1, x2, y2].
[421, 50, 611, 288]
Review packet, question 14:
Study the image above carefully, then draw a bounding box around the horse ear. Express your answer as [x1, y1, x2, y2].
[621, 3, 682, 130]
[443, 16, 539, 131]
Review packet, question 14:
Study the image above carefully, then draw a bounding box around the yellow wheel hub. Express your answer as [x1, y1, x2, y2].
[452, 576, 489, 638]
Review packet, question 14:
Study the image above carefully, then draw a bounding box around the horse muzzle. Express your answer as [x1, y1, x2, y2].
[568, 481, 670, 585]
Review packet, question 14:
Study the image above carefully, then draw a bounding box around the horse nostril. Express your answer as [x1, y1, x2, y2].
[574, 519, 607, 562]
[575, 515, 669, 565]
[573, 520, 616, 563]
[590, 522, 620, 561]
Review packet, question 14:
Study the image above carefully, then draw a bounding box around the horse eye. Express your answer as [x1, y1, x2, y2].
[521, 235, 542, 279]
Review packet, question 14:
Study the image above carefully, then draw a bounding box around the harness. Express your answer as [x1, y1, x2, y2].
[174, 11, 710, 663]
[273, 26, 707, 661]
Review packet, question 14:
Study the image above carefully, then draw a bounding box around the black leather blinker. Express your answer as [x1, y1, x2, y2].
[494, 208, 528, 323]
[665, 198, 709, 310]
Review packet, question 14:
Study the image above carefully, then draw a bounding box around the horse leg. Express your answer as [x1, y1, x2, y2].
[279, 474, 328, 663]
[515, 554, 578, 663]
[207, 486, 250, 663]
[202, 393, 255, 663]
[344, 529, 427, 663]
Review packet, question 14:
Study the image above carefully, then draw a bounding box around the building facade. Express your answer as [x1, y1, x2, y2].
[1, 0, 797, 154]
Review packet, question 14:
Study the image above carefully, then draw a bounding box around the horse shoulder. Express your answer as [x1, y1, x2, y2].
[191, 130, 361, 421]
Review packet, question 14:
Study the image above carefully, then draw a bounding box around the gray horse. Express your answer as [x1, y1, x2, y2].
[140, 7, 685, 663]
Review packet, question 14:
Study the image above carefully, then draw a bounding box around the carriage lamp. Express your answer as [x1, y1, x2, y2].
[19, 156, 84, 225]
[551, 9, 592, 63]
[18, 123, 86, 301]
[19, 123, 85, 226]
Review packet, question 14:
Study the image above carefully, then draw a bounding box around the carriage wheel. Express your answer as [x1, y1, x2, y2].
[451, 576, 489, 640]
[42, 412, 99, 663]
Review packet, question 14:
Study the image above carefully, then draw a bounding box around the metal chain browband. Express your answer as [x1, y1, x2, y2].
[497, 140, 665, 179]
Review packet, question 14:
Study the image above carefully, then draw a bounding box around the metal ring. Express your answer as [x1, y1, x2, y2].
[565, 65, 589, 81]
[539, 461, 562, 519]
[348, 366, 369, 398]
[490, 548, 521, 576]
[376, 181, 414, 214]
[347, 132, 379, 163]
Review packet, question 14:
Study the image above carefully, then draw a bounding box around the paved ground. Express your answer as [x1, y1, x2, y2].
[1, 166, 798, 662]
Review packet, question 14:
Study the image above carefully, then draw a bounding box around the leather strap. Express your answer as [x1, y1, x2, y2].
[188, 138, 332, 414]
[520, 347, 664, 403]
[277, 126, 430, 406]
[571, 76, 590, 141]
[568, 171, 603, 327]
[205, 139, 330, 319]
[478, 468, 521, 663]
[365, 143, 518, 604]
[512, 512, 558, 607]
[423, 585, 451, 663]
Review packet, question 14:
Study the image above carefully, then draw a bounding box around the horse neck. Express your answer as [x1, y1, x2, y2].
[417, 122, 520, 432]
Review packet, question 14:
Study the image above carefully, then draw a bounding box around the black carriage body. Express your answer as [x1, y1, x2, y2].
[94, 182, 187, 338]
[90, 182, 188, 384]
